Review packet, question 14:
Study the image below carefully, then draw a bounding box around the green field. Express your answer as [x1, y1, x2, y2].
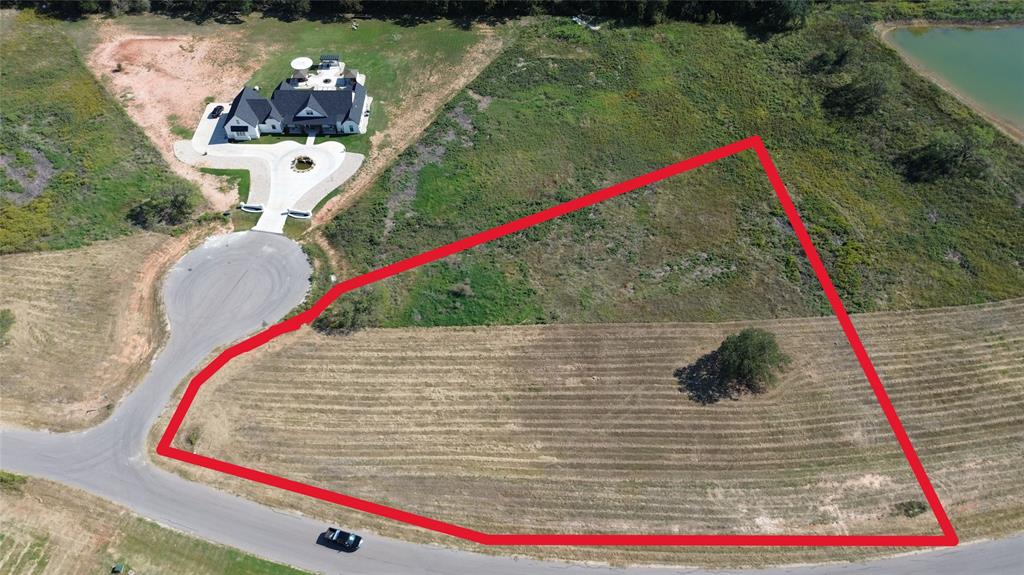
[0, 11, 196, 254]
[320, 11, 1024, 330]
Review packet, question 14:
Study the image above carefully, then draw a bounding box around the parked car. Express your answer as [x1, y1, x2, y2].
[318, 527, 362, 552]
[208, 105, 224, 119]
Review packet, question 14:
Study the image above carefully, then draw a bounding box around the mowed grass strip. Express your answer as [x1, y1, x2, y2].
[0, 233, 173, 430]
[174, 299, 1023, 566]
[0, 476, 309, 575]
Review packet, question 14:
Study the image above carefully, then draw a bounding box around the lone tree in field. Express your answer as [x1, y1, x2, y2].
[675, 328, 789, 404]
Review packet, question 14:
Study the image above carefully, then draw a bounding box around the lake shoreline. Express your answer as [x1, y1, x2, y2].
[876, 20, 1024, 145]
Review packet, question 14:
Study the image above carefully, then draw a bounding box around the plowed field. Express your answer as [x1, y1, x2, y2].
[168, 299, 1024, 566]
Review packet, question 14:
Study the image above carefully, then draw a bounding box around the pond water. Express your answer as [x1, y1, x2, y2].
[885, 25, 1024, 137]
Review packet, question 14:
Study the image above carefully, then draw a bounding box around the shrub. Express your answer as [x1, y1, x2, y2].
[824, 64, 893, 117]
[717, 328, 790, 393]
[899, 129, 990, 183]
[0, 471, 27, 494]
[449, 281, 475, 298]
[0, 308, 13, 347]
[894, 500, 929, 518]
[312, 290, 379, 335]
[127, 190, 195, 229]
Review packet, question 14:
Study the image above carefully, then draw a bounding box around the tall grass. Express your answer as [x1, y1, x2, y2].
[322, 13, 1024, 328]
[0, 11, 197, 253]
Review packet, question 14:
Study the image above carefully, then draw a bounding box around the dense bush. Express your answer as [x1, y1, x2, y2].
[127, 190, 195, 229]
[311, 289, 380, 335]
[823, 64, 893, 117]
[13, 0, 811, 30]
[899, 129, 991, 182]
[675, 328, 789, 404]
[894, 500, 929, 518]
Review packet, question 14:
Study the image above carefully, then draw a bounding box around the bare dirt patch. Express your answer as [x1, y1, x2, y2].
[0, 227, 213, 431]
[156, 300, 1024, 566]
[0, 149, 54, 205]
[85, 22, 266, 210]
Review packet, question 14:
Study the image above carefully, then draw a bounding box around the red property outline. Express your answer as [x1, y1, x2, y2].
[157, 136, 959, 547]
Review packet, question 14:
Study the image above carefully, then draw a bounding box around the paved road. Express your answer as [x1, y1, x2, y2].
[1, 231, 1020, 574]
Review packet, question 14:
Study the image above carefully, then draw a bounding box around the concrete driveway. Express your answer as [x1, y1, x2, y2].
[176, 103, 365, 233]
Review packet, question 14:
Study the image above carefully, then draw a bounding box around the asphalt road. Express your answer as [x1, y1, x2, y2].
[1, 231, 1020, 574]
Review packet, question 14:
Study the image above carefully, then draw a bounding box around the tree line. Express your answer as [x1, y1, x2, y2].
[6, 0, 809, 29]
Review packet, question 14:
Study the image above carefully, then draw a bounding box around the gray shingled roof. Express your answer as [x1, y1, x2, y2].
[270, 89, 353, 127]
[226, 87, 280, 126]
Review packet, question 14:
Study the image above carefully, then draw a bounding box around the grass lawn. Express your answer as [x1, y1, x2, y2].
[0, 475, 309, 575]
[241, 17, 481, 156]
[200, 167, 251, 198]
[321, 12, 1024, 329]
[231, 209, 309, 240]
[0, 11, 196, 254]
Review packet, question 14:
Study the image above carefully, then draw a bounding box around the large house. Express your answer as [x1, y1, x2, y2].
[224, 55, 372, 141]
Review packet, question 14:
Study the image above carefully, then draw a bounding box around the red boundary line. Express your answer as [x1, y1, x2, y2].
[157, 136, 958, 547]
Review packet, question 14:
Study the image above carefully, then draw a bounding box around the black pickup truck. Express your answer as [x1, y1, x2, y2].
[318, 527, 362, 552]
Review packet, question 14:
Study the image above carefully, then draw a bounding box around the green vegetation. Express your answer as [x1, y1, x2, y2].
[716, 329, 790, 391]
[127, 190, 195, 229]
[26, 0, 812, 30]
[167, 113, 194, 139]
[243, 17, 482, 156]
[0, 308, 13, 347]
[200, 167, 251, 197]
[675, 328, 790, 404]
[106, 517, 311, 575]
[0, 471, 27, 494]
[899, 129, 991, 182]
[230, 210, 308, 240]
[320, 12, 1024, 332]
[238, 134, 310, 146]
[845, 0, 1024, 22]
[298, 242, 334, 312]
[894, 499, 929, 518]
[0, 11, 198, 253]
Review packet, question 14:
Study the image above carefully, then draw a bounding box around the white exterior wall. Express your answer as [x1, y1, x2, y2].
[358, 96, 373, 134]
[259, 119, 283, 134]
[225, 115, 259, 141]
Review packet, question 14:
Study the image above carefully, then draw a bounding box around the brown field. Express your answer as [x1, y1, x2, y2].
[162, 298, 1024, 567]
[0, 232, 191, 431]
[0, 475, 307, 574]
